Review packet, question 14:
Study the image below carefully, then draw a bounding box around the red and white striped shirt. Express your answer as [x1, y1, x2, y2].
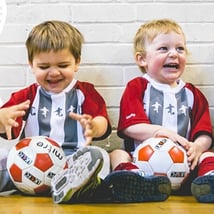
[1, 79, 111, 149]
[118, 74, 212, 149]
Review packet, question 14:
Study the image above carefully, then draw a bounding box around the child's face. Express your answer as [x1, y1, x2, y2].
[30, 49, 80, 93]
[137, 32, 186, 87]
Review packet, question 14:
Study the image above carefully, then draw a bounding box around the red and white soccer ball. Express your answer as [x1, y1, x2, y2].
[133, 137, 190, 190]
[7, 136, 68, 195]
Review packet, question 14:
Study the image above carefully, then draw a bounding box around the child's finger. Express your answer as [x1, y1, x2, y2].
[84, 136, 92, 146]
[69, 112, 82, 121]
[5, 126, 12, 140]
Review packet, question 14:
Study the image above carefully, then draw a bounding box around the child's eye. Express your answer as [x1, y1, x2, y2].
[58, 64, 69, 68]
[176, 47, 185, 53]
[39, 66, 49, 70]
[158, 47, 168, 52]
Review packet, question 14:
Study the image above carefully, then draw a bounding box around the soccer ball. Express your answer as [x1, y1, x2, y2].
[133, 137, 190, 190]
[7, 136, 68, 195]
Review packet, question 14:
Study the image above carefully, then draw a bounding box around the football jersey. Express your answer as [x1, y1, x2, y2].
[118, 74, 212, 148]
[1, 79, 111, 149]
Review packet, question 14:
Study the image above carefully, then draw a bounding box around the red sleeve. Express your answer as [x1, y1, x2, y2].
[1, 83, 38, 138]
[75, 81, 112, 140]
[118, 77, 150, 139]
[186, 83, 213, 141]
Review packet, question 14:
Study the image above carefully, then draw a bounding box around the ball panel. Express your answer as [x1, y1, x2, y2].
[138, 145, 154, 161]
[34, 184, 50, 194]
[15, 138, 31, 150]
[149, 151, 173, 173]
[168, 146, 184, 163]
[9, 164, 22, 182]
[34, 153, 53, 172]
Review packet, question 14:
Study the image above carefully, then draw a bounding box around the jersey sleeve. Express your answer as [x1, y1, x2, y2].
[76, 81, 112, 140]
[118, 77, 150, 139]
[0, 84, 37, 139]
[186, 83, 213, 141]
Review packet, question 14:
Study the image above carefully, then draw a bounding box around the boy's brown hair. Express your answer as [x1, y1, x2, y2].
[25, 20, 84, 63]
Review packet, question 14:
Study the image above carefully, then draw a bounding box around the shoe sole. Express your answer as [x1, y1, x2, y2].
[191, 175, 214, 203]
[67, 146, 110, 180]
[91, 146, 110, 180]
[105, 171, 171, 202]
[51, 147, 103, 203]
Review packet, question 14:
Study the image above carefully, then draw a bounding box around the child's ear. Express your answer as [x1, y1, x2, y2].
[135, 52, 147, 67]
[76, 57, 81, 65]
[29, 61, 33, 68]
[74, 57, 81, 72]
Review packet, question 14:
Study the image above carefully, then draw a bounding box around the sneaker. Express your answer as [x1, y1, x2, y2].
[67, 146, 110, 180]
[191, 174, 214, 203]
[51, 146, 103, 204]
[104, 170, 171, 202]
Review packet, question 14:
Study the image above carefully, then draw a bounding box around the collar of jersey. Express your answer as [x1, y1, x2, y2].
[143, 74, 185, 93]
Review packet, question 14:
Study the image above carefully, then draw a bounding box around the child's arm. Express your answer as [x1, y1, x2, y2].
[124, 123, 213, 170]
[124, 123, 189, 149]
[0, 100, 30, 140]
[69, 112, 108, 146]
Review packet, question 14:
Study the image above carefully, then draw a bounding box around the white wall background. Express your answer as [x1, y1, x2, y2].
[0, 0, 214, 148]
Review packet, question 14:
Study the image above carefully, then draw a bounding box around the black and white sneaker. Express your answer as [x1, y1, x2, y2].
[51, 146, 103, 204]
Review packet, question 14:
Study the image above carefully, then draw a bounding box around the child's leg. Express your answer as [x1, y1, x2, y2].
[0, 148, 16, 193]
[191, 151, 214, 203]
[109, 149, 136, 170]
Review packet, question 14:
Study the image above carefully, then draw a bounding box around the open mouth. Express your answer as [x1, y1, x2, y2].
[163, 63, 179, 69]
[47, 79, 62, 84]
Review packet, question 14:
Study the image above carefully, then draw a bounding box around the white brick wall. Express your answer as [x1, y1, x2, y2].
[0, 0, 214, 147]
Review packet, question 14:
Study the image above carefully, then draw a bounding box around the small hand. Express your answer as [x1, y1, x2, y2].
[186, 142, 203, 170]
[69, 112, 93, 146]
[153, 128, 189, 150]
[0, 100, 30, 140]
